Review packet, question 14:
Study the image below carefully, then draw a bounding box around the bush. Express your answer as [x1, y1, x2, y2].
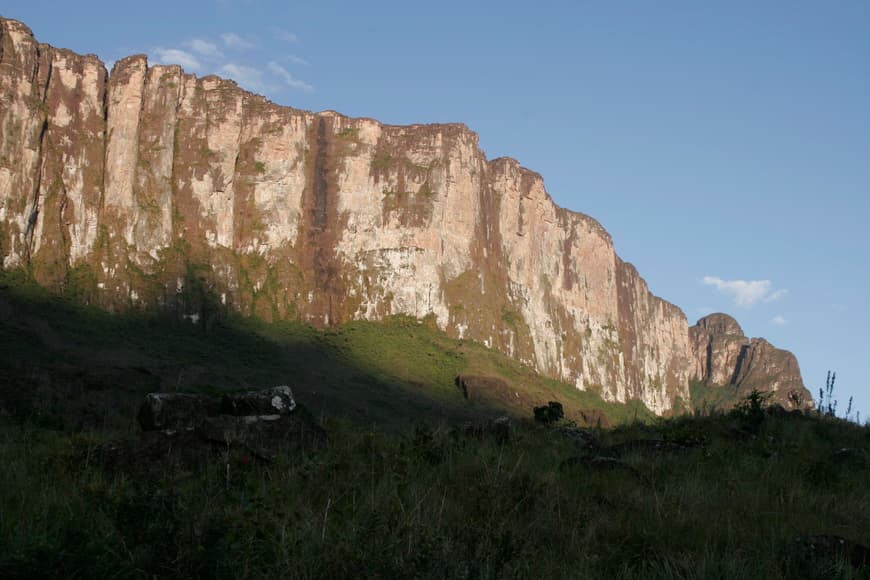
[533, 401, 564, 424]
[732, 388, 771, 429]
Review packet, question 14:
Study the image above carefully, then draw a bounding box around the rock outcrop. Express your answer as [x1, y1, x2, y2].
[0, 18, 809, 414]
[689, 313, 810, 409]
[138, 393, 221, 431]
[103, 386, 324, 471]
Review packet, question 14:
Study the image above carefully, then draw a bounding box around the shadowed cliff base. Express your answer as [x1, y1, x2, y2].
[0, 269, 652, 432]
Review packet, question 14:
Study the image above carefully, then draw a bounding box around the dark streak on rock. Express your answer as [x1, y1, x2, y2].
[313, 117, 328, 230]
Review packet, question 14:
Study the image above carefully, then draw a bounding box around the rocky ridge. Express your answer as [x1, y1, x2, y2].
[0, 17, 810, 414]
[689, 313, 809, 408]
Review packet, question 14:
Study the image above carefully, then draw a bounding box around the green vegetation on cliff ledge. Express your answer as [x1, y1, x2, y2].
[689, 379, 745, 412]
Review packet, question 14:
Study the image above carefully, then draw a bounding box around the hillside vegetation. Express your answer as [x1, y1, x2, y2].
[1, 401, 869, 578]
[1, 270, 869, 578]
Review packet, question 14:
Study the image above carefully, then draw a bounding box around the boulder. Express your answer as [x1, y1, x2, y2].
[221, 385, 297, 416]
[108, 387, 324, 472]
[137, 393, 221, 431]
[454, 375, 511, 401]
[99, 429, 213, 474]
[199, 414, 326, 459]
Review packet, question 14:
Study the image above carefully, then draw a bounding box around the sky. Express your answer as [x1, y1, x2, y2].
[3, 1, 868, 420]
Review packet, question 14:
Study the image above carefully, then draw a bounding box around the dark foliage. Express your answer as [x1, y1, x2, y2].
[533, 401, 564, 424]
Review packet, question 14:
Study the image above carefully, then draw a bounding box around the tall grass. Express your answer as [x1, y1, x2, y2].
[1, 409, 868, 578]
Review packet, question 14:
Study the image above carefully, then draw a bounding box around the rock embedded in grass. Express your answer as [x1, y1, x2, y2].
[114, 387, 322, 471]
[137, 393, 221, 431]
[199, 413, 326, 459]
[454, 374, 511, 401]
[221, 385, 297, 416]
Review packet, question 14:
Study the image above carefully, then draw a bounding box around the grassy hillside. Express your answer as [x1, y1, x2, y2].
[1, 405, 869, 578]
[0, 269, 648, 431]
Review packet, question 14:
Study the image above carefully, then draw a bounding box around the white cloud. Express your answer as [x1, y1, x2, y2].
[285, 54, 310, 66]
[267, 61, 314, 91]
[219, 63, 268, 92]
[772, 315, 788, 326]
[149, 28, 315, 97]
[185, 38, 223, 58]
[153, 48, 202, 72]
[273, 28, 299, 43]
[221, 32, 255, 50]
[765, 289, 788, 303]
[702, 276, 787, 308]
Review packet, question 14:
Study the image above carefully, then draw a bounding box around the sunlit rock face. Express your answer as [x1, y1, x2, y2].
[689, 313, 811, 409]
[1, 18, 806, 414]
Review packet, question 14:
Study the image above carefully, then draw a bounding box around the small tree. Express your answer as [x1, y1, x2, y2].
[735, 388, 771, 426]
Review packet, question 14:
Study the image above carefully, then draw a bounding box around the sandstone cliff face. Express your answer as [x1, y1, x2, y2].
[689, 313, 811, 409]
[0, 18, 804, 415]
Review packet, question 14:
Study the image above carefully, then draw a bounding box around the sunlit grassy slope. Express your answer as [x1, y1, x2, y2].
[0, 269, 649, 431]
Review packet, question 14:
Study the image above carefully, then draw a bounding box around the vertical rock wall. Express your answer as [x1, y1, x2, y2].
[2, 18, 811, 414]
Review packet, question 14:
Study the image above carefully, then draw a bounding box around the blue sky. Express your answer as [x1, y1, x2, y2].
[4, 1, 869, 419]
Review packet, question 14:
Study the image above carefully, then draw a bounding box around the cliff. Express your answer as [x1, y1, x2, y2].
[689, 313, 810, 409]
[0, 17, 808, 414]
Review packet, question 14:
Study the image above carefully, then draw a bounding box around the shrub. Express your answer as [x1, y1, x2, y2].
[732, 388, 771, 428]
[533, 401, 564, 424]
